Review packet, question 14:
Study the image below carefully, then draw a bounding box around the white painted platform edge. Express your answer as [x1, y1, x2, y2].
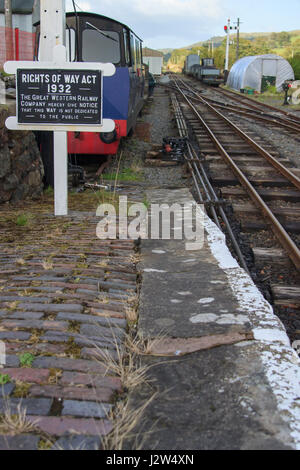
[199, 204, 300, 449]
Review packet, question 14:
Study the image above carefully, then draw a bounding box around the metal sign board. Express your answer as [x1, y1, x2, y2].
[17, 68, 102, 125]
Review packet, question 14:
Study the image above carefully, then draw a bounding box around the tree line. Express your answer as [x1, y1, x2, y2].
[166, 31, 300, 79]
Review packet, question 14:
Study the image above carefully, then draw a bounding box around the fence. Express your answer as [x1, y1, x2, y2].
[0, 27, 36, 69]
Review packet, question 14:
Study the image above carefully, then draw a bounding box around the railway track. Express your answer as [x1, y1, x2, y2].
[169, 76, 300, 318]
[171, 75, 300, 137]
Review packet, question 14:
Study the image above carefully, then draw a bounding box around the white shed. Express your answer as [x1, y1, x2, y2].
[143, 47, 163, 75]
[227, 54, 295, 92]
[0, 0, 34, 32]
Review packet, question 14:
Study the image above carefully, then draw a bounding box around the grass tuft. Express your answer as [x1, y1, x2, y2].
[41, 260, 53, 271]
[0, 374, 10, 385]
[101, 394, 157, 450]
[0, 398, 38, 435]
[19, 353, 35, 368]
[93, 330, 151, 391]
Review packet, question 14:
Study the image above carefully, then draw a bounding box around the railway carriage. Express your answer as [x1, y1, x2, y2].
[34, 12, 145, 184]
[184, 54, 222, 86]
[197, 58, 223, 86]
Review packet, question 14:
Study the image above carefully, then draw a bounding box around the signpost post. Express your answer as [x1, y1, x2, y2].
[4, 0, 115, 216]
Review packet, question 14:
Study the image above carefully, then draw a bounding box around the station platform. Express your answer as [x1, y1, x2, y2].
[130, 188, 300, 450]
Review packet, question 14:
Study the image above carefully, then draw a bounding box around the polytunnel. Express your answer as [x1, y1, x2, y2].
[227, 54, 295, 92]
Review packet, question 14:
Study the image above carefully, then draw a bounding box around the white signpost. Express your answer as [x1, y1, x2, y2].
[4, 0, 115, 216]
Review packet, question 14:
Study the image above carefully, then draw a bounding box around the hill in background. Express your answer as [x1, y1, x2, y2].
[162, 30, 300, 77]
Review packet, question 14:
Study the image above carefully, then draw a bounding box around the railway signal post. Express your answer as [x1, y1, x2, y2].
[235, 18, 241, 61]
[224, 19, 231, 82]
[4, 0, 115, 216]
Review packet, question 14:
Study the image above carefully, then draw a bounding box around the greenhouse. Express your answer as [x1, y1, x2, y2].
[227, 54, 294, 93]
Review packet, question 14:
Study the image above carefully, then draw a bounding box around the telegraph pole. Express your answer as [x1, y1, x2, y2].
[236, 17, 241, 61]
[4, 0, 13, 60]
[4, 0, 12, 29]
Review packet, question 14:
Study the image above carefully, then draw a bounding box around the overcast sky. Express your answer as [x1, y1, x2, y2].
[66, 0, 300, 49]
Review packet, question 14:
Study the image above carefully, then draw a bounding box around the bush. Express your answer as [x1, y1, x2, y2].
[266, 85, 278, 94]
[288, 56, 300, 80]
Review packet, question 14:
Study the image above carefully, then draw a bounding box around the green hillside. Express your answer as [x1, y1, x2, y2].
[166, 30, 300, 76]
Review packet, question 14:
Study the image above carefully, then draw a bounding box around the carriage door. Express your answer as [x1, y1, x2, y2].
[129, 32, 137, 114]
[135, 38, 144, 100]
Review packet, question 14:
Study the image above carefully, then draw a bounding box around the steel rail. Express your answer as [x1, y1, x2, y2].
[175, 79, 300, 133]
[173, 79, 300, 271]
[188, 94, 300, 134]
[213, 85, 300, 124]
[188, 82, 300, 131]
[176, 78, 300, 130]
[177, 78, 300, 191]
[170, 92, 250, 274]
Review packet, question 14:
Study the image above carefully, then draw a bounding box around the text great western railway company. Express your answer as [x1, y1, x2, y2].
[17, 69, 102, 124]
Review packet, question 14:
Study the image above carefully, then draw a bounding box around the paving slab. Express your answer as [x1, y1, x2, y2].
[0, 209, 137, 447]
[133, 188, 300, 450]
[0, 435, 40, 450]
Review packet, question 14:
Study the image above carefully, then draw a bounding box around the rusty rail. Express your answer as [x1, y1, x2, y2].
[177, 78, 300, 191]
[174, 78, 300, 271]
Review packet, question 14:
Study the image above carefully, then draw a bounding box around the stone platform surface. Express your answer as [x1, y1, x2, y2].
[131, 188, 300, 450]
[0, 206, 137, 450]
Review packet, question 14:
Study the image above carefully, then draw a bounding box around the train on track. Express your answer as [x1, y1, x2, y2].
[184, 54, 223, 86]
[34, 11, 146, 185]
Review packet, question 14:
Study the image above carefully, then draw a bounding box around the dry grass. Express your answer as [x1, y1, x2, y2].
[97, 293, 109, 304]
[125, 331, 168, 356]
[6, 301, 19, 311]
[93, 331, 151, 391]
[42, 260, 54, 271]
[97, 259, 109, 269]
[125, 305, 138, 323]
[0, 398, 38, 435]
[130, 254, 141, 265]
[48, 368, 63, 385]
[101, 393, 157, 450]
[125, 294, 139, 323]
[130, 160, 143, 176]
[16, 258, 26, 266]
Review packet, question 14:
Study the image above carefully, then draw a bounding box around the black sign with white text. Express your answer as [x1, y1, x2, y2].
[17, 69, 102, 125]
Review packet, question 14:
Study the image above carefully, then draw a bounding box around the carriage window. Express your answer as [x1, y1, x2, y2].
[66, 28, 76, 62]
[123, 30, 130, 65]
[82, 29, 120, 63]
[130, 34, 136, 70]
[135, 39, 141, 68]
[140, 43, 143, 63]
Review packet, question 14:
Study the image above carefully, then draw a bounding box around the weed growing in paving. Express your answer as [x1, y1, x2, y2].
[0, 374, 10, 385]
[19, 353, 35, 368]
[13, 381, 31, 398]
[16, 214, 28, 227]
[143, 196, 150, 209]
